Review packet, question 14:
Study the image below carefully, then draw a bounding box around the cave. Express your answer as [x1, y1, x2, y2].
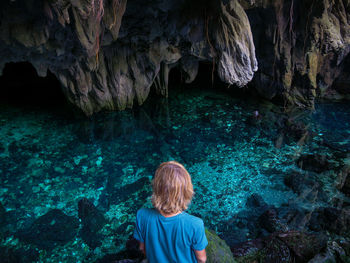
[0, 62, 66, 109]
[1, 1, 350, 262]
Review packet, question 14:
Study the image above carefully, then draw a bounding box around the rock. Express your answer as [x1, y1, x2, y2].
[78, 198, 107, 248]
[0, 246, 39, 263]
[263, 237, 291, 262]
[0, 0, 257, 115]
[308, 252, 336, 263]
[205, 229, 236, 263]
[277, 231, 327, 262]
[246, 193, 268, 209]
[258, 208, 288, 233]
[297, 154, 330, 173]
[0, 202, 8, 241]
[78, 198, 106, 232]
[109, 177, 151, 205]
[231, 238, 265, 258]
[16, 209, 79, 250]
[317, 207, 350, 235]
[283, 172, 324, 202]
[232, 231, 327, 263]
[0, 143, 4, 153]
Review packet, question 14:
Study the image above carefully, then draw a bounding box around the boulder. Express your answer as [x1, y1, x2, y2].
[205, 229, 236, 263]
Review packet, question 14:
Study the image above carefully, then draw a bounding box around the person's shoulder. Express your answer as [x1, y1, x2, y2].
[137, 207, 158, 219]
[182, 212, 204, 227]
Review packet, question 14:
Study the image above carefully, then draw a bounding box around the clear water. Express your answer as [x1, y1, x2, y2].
[1, 87, 349, 262]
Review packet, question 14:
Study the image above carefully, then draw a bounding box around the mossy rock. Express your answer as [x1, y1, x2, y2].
[205, 229, 236, 263]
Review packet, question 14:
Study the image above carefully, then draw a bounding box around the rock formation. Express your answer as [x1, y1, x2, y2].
[0, 0, 349, 114]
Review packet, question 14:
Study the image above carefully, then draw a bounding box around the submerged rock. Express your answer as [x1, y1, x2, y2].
[78, 198, 107, 248]
[16, 209, 79, 250]
[296, 154, 330, 173]
[0, 246, 39, 263]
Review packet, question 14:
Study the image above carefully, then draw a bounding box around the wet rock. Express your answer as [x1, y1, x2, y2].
[16, 209, 79, 250]
[258, 208, 288, 233]
[78, 198, 107, 248]
[297, 154, 330, 173]
[205, 229, 236, 263]
[263, 237, 291, 262]
[317, 207, 350, 235]
[231, 231, 327, 263]
[277, 231, 327, 262]
[231, 238, 265, 258]
[308, 251, 336, 263]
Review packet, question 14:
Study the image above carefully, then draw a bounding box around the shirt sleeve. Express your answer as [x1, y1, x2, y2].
[133, 209, 144, 243]
[191, 220, 208, 251]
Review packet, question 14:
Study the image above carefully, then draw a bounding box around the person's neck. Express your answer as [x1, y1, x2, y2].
[160, 210, 182, 218]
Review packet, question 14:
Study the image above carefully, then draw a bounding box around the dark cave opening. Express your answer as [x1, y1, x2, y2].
[0, 62, 66, 109]
[167, 61, 256, 99]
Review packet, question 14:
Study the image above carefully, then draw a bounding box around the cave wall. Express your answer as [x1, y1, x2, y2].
[243, 0, 350, 107]
[0, 0, 349, 114]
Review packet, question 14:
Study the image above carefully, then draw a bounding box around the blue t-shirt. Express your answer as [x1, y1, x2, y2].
[133, 208, 208, 263]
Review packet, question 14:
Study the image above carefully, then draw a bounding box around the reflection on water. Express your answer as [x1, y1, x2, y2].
[0, 88, 350, 262]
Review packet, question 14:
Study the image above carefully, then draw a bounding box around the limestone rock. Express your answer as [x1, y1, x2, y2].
[205, 229, 236, 263]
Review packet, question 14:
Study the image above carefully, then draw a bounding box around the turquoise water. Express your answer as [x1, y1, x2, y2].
[0, 87, 350, 262]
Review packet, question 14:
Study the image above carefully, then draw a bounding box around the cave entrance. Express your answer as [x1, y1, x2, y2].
[0, 62, 67, 110]
[167, 61, 254, 99]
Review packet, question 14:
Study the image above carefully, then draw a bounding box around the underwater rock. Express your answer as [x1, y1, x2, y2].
[109, 177, 151, 205]
[16, 209, 79, 250]
[0, 143, 4, 153]
[0, 202, 8, 241]
[296, 154, 330, 173]
[78, 198, 107, 248]
[78, 198, 107, 232]
[283, 171, 325, 203]
[205, 229, 237, 263]
[0, 246, 39, 263]
[246, 193, 268, 209]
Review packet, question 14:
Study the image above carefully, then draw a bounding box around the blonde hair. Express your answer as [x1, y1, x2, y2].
[151, 161, 194, 214]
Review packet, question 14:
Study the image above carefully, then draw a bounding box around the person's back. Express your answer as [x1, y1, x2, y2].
[133, 161, 208, 263]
